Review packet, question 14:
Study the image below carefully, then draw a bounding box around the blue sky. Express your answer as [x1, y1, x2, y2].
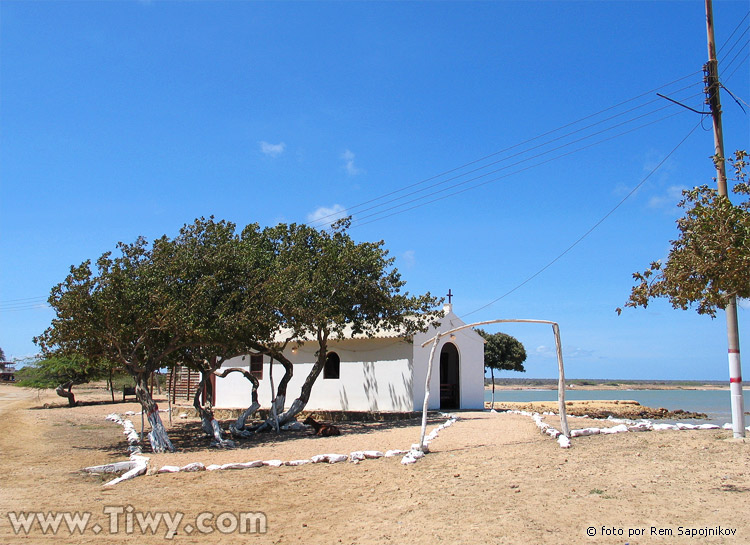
[1, 1, 748, 380]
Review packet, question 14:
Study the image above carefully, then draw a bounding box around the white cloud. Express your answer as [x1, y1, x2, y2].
[260, 141, 286, 158]
[307, 204, 348, 227]
[342, 149, 363, 175]
[402, 250, 416, 268]
[648, 185, 686, 209]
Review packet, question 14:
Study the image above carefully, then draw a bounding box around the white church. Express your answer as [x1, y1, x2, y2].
[213, 303, 486, 413]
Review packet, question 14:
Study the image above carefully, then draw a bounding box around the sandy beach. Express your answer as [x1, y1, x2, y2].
[1, 383, 749, 544]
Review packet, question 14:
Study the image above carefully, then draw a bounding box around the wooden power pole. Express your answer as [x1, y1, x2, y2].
[705, 0, 745, 438]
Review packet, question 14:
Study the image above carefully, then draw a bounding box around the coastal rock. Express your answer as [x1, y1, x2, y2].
[490, 401, 707, 421]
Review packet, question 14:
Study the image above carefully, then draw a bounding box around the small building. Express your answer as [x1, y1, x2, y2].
[0, 362, 16, 382]
[213, 303, 485, 412]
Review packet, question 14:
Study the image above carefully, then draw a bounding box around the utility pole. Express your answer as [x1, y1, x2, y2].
[704, 0, 745, 438]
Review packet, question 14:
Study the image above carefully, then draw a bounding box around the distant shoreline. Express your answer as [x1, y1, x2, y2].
[485, 379, 732, 391]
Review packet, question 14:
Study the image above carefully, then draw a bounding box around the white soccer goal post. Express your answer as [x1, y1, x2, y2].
[418, 319, 570, 450]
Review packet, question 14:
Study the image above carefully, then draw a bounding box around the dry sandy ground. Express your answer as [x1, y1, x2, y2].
[1, 384, 749, 545]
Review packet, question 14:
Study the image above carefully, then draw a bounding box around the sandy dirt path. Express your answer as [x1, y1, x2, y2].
[1, 384, 749, 544]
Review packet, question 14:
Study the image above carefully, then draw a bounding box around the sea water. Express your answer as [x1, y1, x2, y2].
[484, 388, 750, 425]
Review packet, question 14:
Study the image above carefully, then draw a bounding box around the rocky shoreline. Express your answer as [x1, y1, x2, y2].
[487, 400, 708, 420]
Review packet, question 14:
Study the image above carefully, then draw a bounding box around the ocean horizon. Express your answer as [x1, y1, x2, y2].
[484, 388, 750, 426]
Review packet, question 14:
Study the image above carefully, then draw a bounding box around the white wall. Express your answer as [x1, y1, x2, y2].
[214, 305, 485, 413]
[412, 306, 486, 410]
[214, 337, 415, 412]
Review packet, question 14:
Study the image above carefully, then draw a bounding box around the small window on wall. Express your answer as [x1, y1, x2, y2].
[250, 354, 263, 380]
[324, 352, 340, 379]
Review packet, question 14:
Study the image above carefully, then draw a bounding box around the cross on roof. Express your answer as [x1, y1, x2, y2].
[447, 289, 453, 304]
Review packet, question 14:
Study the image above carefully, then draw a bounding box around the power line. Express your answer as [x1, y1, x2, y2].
[719, 37, 750, 74]
[351, 109, 692, 229]
[717, 10, 750, 56]
[0, 296, 48, 304]
[459, 121, 702, 319]
[306, 72, 703, 229]
[337, 84, 703, 228]
[308, 22, 747, 231]
[347, 86, 704, 228]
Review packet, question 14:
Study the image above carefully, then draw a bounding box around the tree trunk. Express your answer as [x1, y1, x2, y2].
[56, 380, 76, 407]
[263, 346, 326, 429]
[134, 373, 174, 453]
[194, 370, 234, 448]
[213, 367, 260, 438]
[269, 357, 279, 432]
[491, 367, 496, 409]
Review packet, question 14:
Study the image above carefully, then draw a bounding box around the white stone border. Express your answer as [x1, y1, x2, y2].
[500, 409, 747, 448]
[81, 413, 150, 486]
[82, 412, 459, 486]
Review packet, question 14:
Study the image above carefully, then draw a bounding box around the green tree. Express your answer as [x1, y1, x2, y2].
[253, 218, 442, 429]
[15, 354, 110, 406]
[618, 151, 750, 316]
[0, 347, 6, 361]
[476, 328, 527, 408]
[163, 218, 278, 447]
[35, 235, 189, 452]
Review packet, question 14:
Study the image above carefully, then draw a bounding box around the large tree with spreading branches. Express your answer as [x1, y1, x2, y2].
[35, 216, 441, 450]
[250, 218, 442, 431]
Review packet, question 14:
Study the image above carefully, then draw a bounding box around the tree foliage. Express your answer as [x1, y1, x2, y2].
[619, 151, 749, 318]
[476, 329, 527, 373]
[253, 218, 442, 426]
[34, 215, 441, 447]
[15, 354, 111, 406]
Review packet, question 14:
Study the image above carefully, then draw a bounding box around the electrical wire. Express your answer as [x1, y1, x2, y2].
[347, 87, 704, 228]
[460, 121, 703, 319]
[332, 84, 704, 228]
[719, 37, 750, 74]
[717, 10, 750, 56]
[351, 109, 693, 229]
[306, 72, 703, 229]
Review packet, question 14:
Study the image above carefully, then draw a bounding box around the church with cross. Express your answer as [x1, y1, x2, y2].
[213, 293, 487, 413]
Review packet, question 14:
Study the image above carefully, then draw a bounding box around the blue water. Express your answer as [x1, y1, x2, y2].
[485, 388, 750, 425]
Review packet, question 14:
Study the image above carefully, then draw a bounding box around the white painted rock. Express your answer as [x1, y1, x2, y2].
[180, 462, 206, 472]
[362, 450, 384, 459]
[676, 423, 697, 430]
[286, 459, 311, 466]
[311, 454, 348, 464]
[652, 423, 678, 431]
[570, 428, 600, 438]
[157, 465, 182, 474]
[600, 424, 629, 434]
[82, 461, 139, 474]
[262, 460, 284, 467]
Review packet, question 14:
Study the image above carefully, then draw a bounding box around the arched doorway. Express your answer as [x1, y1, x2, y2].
[439, 342, 460, 409]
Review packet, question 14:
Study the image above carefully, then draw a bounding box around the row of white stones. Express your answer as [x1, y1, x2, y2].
[84, 412, 459, 485]
[502, 409, 741, 449]
[81, 414, 150, 486]
[155, 414, 459, 473]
